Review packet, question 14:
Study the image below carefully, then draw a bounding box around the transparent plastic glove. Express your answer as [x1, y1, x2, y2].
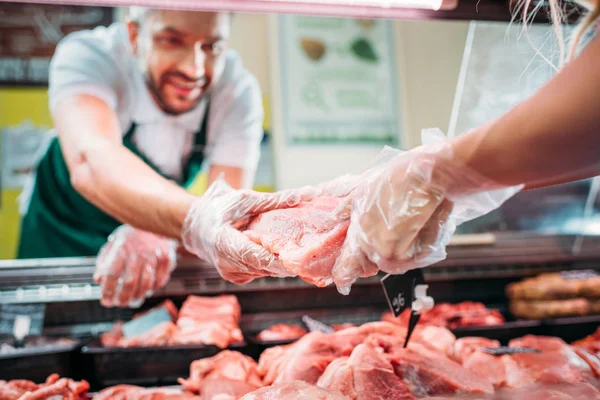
[331, 128, 523, 295]
[94, 225, 178, 308]
[181, 179, 319, 285]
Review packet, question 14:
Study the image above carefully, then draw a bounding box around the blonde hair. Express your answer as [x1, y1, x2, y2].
[518, 0, 600, 65]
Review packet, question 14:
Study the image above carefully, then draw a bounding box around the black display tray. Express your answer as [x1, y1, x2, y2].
[81, 340, 246, 390]
[0, 337, 81, 382]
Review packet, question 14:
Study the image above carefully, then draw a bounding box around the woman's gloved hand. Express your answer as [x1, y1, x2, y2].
[94, 225, 178, 308]
[330, 128, 522, 294]
[181, 179, 319, 285]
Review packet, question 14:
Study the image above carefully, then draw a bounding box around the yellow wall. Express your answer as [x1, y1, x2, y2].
[0, 88, 53, 259]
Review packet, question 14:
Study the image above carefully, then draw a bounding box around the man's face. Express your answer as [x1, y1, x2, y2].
[128, 11, 230, 115]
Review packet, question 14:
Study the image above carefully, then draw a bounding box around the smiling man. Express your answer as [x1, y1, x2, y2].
[17, 8, 270, 305]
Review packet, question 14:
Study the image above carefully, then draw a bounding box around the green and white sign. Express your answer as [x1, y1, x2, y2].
[278, 15, 400, 145]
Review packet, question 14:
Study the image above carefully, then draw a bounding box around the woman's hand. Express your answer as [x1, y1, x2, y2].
[331, 129, 521, 294]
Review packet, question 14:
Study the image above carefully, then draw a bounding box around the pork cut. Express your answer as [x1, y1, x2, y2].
[317, 344, 415, 400]
[502, 335, 596, 387]
[244, 197, 350, 287]
[382, 302, 504, 330]
[389, 343, 495, 396]
[239, 380, 351, 400]
[256, 324, 307, 342]
[94, 384, 201, 400]
[0, 374, 89, 400]
[170, 295, 244, 348]
[257, 322, 404, 385]
[178, 350, 262, 398]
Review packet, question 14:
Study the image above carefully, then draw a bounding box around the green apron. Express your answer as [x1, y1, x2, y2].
[17, 104, 210, 259]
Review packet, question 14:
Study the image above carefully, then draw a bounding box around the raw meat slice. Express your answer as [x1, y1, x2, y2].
[572, 327, 600, 355]
[258, 332, 339, 385]
[256, 324, 307, 341]
[170, 295, 244, 348]
[573, 347, 600, 378]
[450, 337, 506, 388]
[503, 335, 595, 387]
[239, 380, 351, 400]
[118, 321, 177, 347]
[178, 350, 262, 398]
[317, 344, 415, 400]
[451, 337, 500, 364]
[389, 343, 495, 396]
[244, 197, 350, 287]
[257, 322, 405, 385]
[95, 385, 200, 400]
[0, 375, 89, 400]
[382, 302, 504, 329]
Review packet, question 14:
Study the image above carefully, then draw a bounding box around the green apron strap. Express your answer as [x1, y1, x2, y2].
[182, 100, 210, 188]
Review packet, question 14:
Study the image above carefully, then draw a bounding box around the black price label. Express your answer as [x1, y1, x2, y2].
[381, 269, 425, 317]
[302, 315, 334, 334]
[122, 307, 172, 338]
[0, 304, 46, 336]
[560, 269, 599, 280]
[480, 346, 541, 355]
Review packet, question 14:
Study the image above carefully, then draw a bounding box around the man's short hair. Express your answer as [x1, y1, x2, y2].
[128, 7, 234, 24]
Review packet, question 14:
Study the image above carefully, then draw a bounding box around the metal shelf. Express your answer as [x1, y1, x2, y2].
[2, 232, 600, 304]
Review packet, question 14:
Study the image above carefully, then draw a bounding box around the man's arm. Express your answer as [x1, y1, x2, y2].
[55, 94, 195, 239]
[451, 36, 600, 189]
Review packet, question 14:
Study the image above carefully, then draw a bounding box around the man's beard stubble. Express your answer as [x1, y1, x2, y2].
[144, 71, 210, 116]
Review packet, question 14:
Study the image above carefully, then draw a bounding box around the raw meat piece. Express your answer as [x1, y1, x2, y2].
[0, 375, 89, 400]
[449, 337, 506, 388]
[118, 321, 177, 347]
[332, 323, 355, 331]
[317, 344, 415, 400]
[256, 324, 307, 341]
[389, 343, 495, 396]
[100, 300, 179, 347]
[573, 347, 600, 378]
[503, 335, 595, 387]
[572, 327, 600, 355]
[382, 302, 504, 329]
[170, 295, 244, 349]
[239, 380, 351, 400]
[100, 321, 125, 347]
[244, 197, 350, 287]
[95, 385, 200, 400]
[257, 322, 409, 385]
[451, 337, 500, 364]
[178, 350, 262, 398]
[258, 332, 340, 385]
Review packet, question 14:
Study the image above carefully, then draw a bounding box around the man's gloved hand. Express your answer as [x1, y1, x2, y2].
[94, 225, 178, 308]
[181, 179, 319, 285]
[329, 129, 522, 295]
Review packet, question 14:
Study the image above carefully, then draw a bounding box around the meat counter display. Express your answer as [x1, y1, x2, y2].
[2, 238, 600, 398]
[3, 321, 600, 399]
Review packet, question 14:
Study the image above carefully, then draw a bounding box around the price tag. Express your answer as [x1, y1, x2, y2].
[381, 269, 425, 317]
[0, 304, 46, 336]
[122, 307, 172, 338]
[480, 346, 541, 355]
[560, 269, 599, 280]
[302, 315, 334, 334]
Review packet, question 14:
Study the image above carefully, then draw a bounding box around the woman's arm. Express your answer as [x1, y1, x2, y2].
[452, 35, 600, 189]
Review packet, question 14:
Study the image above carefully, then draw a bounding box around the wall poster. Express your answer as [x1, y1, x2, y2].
[278, 15, 401, 145]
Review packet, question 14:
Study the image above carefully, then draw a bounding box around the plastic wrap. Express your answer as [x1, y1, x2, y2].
[94, 225, 177, 308]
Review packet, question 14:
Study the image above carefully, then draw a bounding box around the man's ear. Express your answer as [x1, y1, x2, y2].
[126, 20, 139, 55]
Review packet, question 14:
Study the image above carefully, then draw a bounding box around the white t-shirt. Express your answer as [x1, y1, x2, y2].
[48, 22, 264, 181]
